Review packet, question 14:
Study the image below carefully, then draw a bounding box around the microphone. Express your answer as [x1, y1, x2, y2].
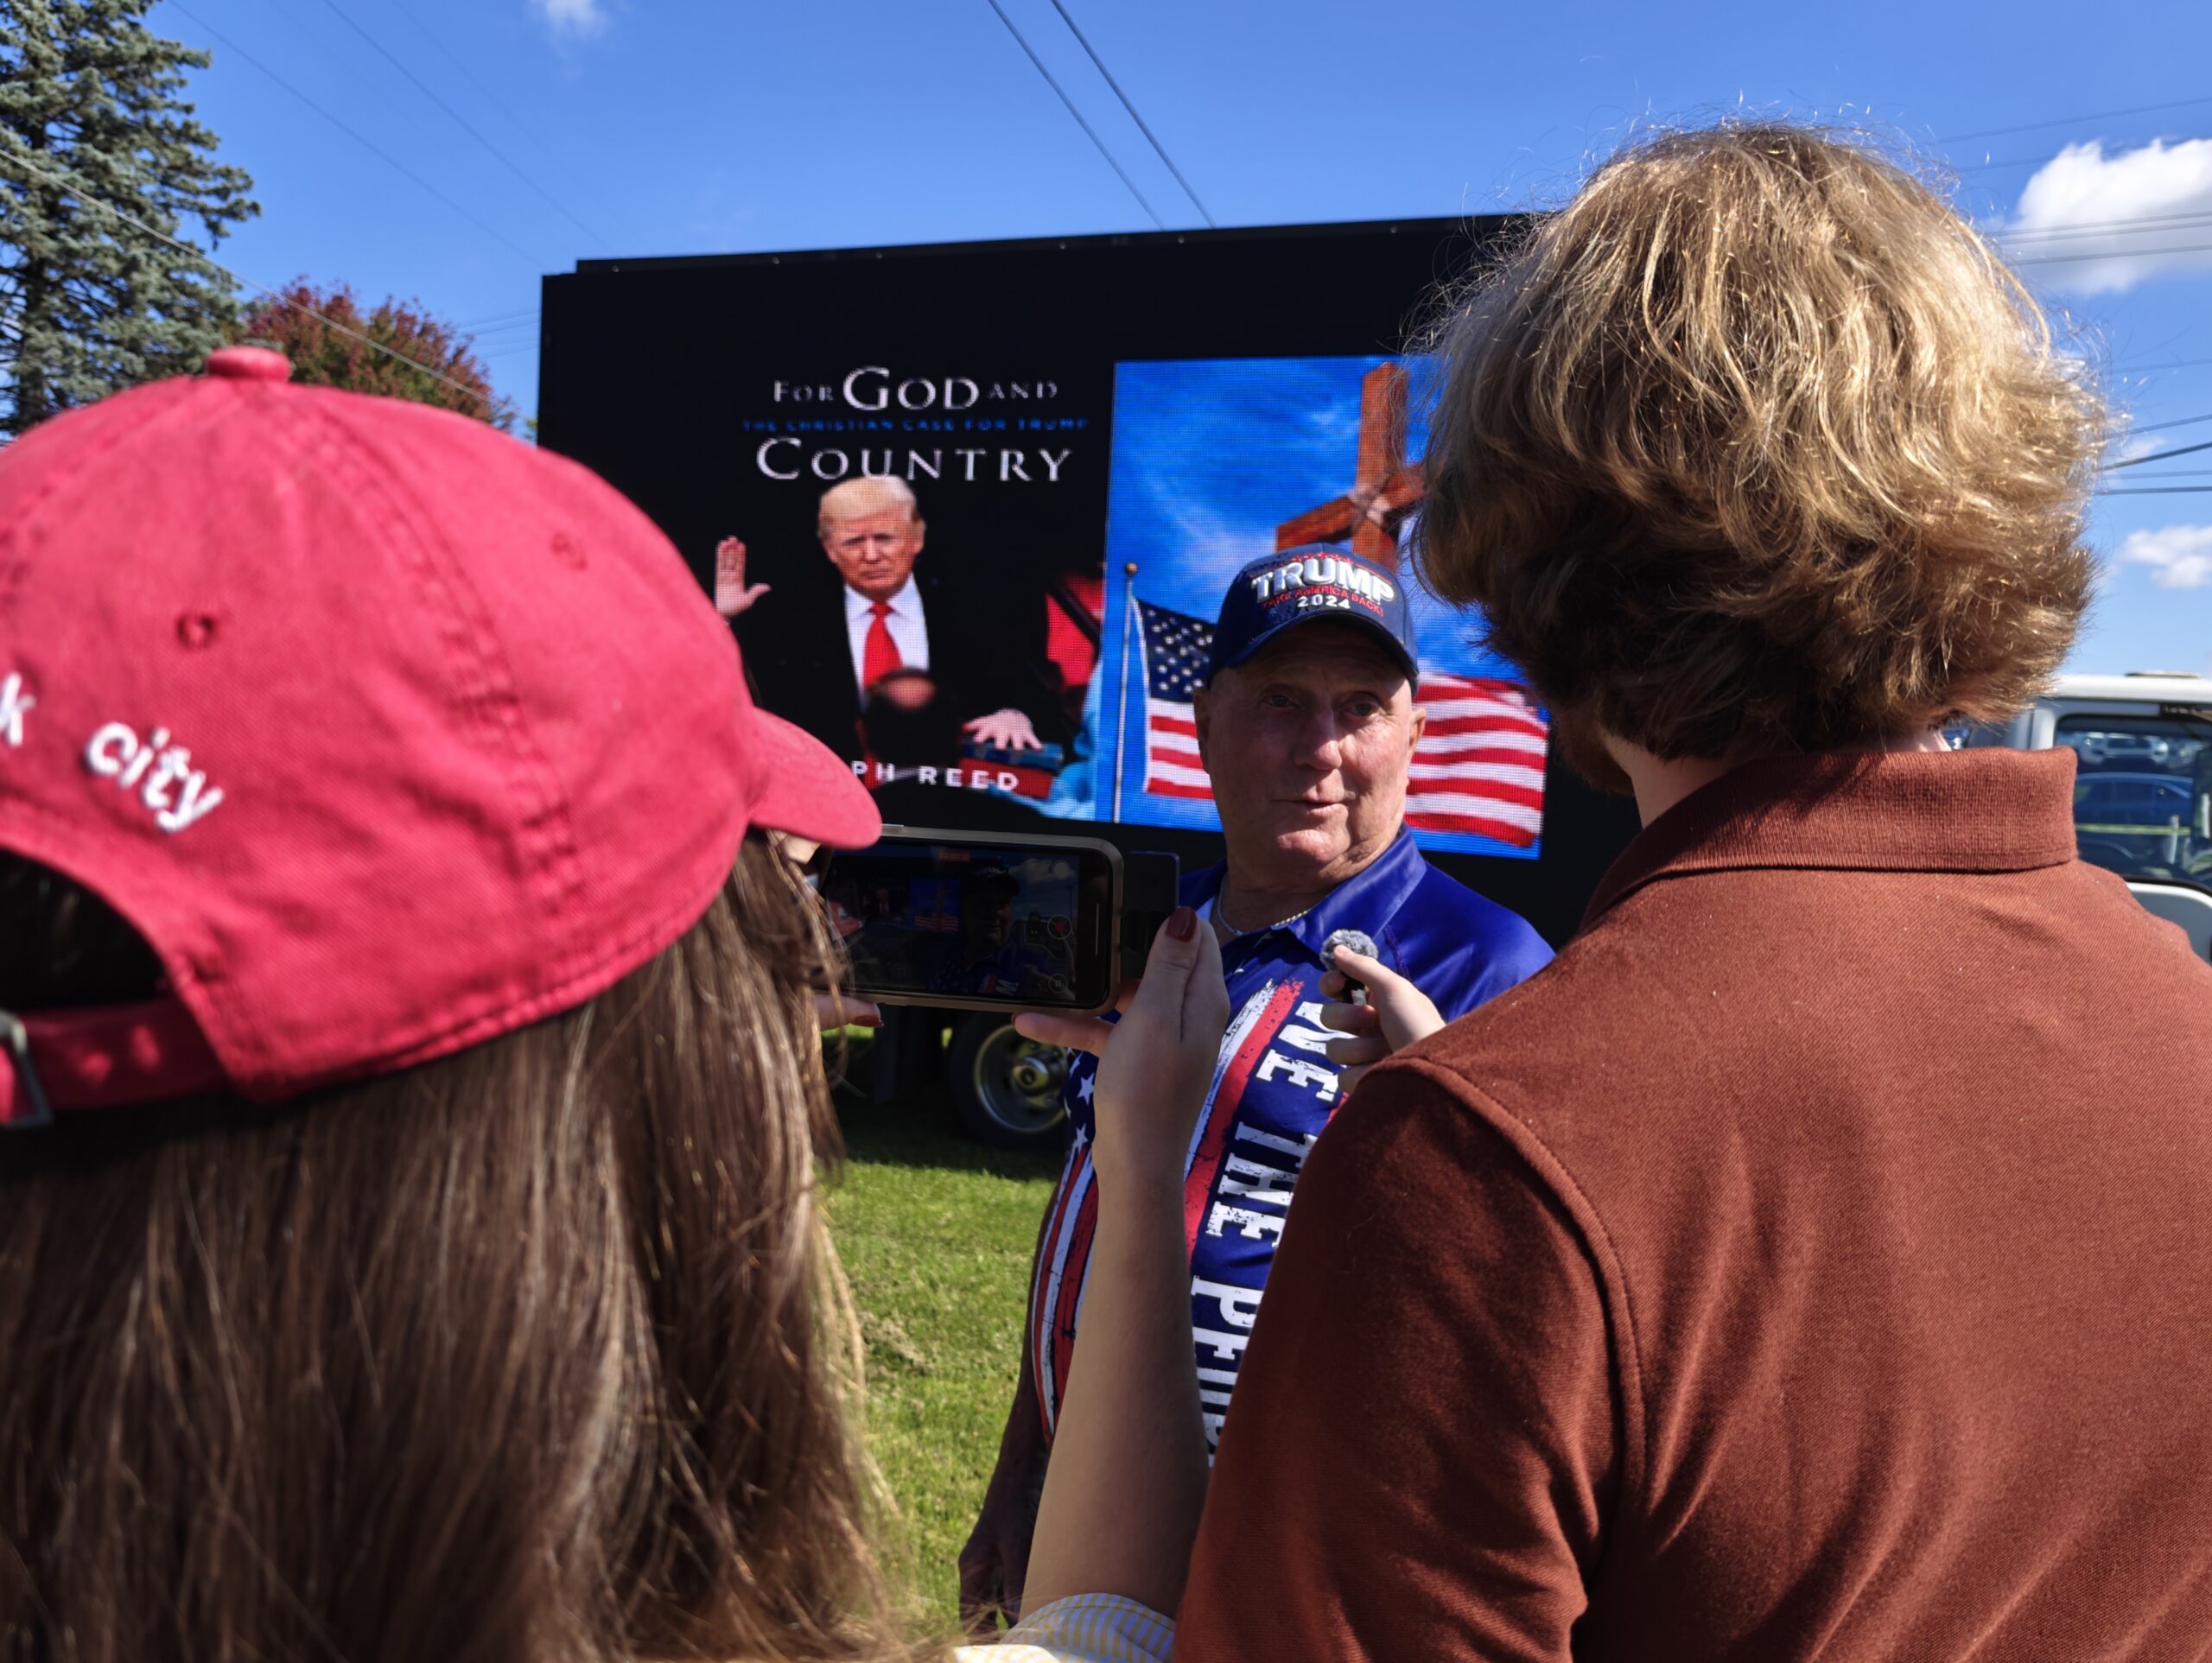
[1320, 929, 1379, 1005]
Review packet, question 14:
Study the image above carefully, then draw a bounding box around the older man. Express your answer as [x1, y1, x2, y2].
[718, 476, 1062, 763]
[957, 543, 1552, 1630]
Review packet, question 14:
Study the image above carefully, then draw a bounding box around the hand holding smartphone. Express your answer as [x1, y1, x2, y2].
[819, 828, 1177, 1015]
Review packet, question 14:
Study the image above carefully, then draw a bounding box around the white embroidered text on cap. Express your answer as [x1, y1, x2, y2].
[0, 673, 31, 748]
[83, 720, 226, 833]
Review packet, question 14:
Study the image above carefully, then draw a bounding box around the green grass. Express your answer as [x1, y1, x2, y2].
[822, 1054, 1061, 1629]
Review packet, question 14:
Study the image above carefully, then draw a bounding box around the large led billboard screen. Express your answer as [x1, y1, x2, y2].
[538, 219, 1640, 934]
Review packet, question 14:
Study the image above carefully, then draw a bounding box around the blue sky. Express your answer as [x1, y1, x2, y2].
[148, 0, 2212, 677]
[1097, 354, 1496, 672]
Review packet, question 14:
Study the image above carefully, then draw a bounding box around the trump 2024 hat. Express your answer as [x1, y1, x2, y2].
[0, 346, 878, 1127]
[1206, 543, 1418, 683]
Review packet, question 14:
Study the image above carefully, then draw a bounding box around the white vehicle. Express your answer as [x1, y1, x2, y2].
[1955, 673, 2212, 961]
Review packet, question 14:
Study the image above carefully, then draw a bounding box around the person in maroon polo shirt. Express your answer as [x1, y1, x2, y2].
[1169, 124, 2212, 1661]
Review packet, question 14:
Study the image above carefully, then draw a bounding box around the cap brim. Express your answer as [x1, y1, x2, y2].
[747, 712, 883, 849]
[1214, 609, 1418, 684]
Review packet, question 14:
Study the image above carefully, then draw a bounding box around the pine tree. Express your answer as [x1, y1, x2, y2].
[0, 0, 257, 437]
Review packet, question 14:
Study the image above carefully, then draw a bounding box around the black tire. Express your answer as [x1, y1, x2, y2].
[948, 1013, 1071, 1153]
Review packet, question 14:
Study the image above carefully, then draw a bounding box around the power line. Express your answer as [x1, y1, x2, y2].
[2126, 411, 2212, 435]
[2096, 486, 2212, 495]
[978, 0, 1164, 230]
[1944, 95, 2212, 146]
[1042, 0, 1212, 226]
[164, 1, 552, 267]
[309, 0, 612, 253]
[0, 139, 494, 405]
[2107, 437, 2212, 470]
[1959, 134, 2209, 179]
[387, 0, 604, 218]
[2013, 240, 2212, 267]
[454, 307, 540, 331]
[2001, 209, 2212, 245]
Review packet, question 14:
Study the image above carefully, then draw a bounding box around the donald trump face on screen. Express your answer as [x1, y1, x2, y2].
[818, 476, 925, 604]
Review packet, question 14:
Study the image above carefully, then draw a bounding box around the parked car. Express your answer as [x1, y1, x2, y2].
[2074, 773, 2194, 874]
[2078, 730, 2173, 770]
[1957, 672, 2212, 960]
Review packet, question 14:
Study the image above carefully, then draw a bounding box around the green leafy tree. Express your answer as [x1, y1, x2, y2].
[232, 282, 518, 432]
[0, 0, 257, 436]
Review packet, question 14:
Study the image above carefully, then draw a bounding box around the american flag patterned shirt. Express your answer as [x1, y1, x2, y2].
[1028, 828, 1553, 1450]
[966, 1593, 1175, 1661]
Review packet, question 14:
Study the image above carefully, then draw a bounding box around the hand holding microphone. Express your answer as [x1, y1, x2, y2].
[1320, 930, 1378, 1003]
[1315, 930, 1447, 1100]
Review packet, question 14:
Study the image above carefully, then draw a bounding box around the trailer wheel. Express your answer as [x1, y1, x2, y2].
[949, 1014, 1070, 1153]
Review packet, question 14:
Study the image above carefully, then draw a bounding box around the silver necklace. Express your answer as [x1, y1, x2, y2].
[1213, 885, 1317, 936]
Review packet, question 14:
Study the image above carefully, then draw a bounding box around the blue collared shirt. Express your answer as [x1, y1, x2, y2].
[1027, 828, 1552, 1448]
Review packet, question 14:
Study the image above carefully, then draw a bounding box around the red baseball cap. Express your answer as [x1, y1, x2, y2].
[0, 346, 879, 1127]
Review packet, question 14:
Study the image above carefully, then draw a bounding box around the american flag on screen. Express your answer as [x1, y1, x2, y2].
[1134, 596, 1548, 848]
[1135, 599, 1218, 803]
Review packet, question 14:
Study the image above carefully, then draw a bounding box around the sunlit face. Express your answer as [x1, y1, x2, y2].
[1193, 625, 1425, 890]
[821, 510, 924, 602]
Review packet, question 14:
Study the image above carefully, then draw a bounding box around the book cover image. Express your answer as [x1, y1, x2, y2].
[1053, 355, 1549, 860]
[717, 359, 1110, 821]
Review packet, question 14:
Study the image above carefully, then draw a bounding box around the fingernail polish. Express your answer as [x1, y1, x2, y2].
[1167, 905, 1198, 941]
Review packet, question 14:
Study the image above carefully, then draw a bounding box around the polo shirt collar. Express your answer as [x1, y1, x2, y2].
[1192, 826, 1428, 961]
[1584, 746, 2082, 929]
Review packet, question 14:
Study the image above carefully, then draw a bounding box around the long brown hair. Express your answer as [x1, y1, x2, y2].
[0, 839, 930, 1663]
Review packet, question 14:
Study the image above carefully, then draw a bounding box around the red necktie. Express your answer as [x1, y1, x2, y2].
[861, 600, 901, 688]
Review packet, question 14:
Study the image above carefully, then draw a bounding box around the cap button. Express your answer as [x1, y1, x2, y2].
[205, 345, 292, 383]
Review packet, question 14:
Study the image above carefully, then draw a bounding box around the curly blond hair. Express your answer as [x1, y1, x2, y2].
[1415, 123, 2106, 759]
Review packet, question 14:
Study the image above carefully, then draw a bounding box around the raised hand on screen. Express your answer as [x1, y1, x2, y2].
[714, 536, 772, 619]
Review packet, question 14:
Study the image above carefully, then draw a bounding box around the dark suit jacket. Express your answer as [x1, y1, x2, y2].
[736, 566, 1067, 763]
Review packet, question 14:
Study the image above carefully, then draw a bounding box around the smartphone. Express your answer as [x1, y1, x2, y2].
[820, 828, 1176, 1014]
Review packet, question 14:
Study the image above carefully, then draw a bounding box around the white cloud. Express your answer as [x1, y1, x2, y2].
[2010, 138, 2212, 292]
[530, 0, 607, 39]
[2120, 524, 2212, 589]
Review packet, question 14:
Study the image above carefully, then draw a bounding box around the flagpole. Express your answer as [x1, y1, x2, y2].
[1111, 562, 1138, 824]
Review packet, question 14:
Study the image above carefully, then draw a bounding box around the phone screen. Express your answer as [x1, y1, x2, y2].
[822, 838, 1119, 1011]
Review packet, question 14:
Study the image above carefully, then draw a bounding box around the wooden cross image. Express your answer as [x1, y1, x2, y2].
[1274, 361, 1425, 570]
